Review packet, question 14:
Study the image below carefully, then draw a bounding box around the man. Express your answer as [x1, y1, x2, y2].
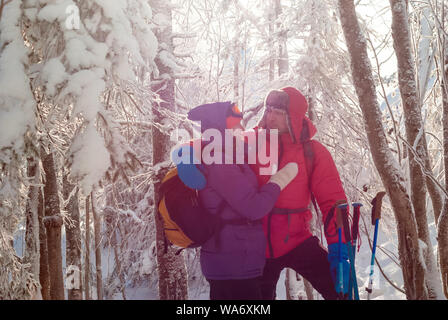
[251, 87, 350, 300]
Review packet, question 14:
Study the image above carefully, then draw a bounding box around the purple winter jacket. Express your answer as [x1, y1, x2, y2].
[188, 102, 281, 280]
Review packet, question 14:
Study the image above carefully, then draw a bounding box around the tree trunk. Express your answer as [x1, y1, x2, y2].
[286, 270, 308, 300]
[38, 179, 50, 300]
[337, 0, 428, 300]
[268, 2, 275, 82]
[41, 148, 65, 300]
[233, 37, 240, 106]
[113, 229, 127, 300]
[303, 279, 314, 300]
[85, 196, 91, 300]
[113, 230, 127, 300]
[440, 41, 448, 299]
[63, 172, 82, 300]
[285, 269, 294, 300]
[91, 190, 103, 300]
[440, 203, 448, 299]
[275, 0, 289, 76]
[24, 157, 41, 297]
[151, 0, 188, 300]
[389, 0, 443, 299]
[426, 166, 443, 226]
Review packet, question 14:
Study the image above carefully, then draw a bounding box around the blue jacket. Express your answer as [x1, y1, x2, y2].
[187, 102, 281, 280]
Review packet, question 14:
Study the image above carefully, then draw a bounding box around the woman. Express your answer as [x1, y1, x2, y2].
[178, 101, 298, 300]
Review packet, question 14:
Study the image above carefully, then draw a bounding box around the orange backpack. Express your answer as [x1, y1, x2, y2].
[158, 168, 223, 248]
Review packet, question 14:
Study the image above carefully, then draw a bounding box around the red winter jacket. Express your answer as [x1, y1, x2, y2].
[251, 87, 348, 259]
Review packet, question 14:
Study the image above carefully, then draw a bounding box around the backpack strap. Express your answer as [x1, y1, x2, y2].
[302, 133, 347, 240]
[302, 128, 319, 217]
[301, 119, 324, 241]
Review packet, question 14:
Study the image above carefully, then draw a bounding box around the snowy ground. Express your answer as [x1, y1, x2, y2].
[109, 221, 410, 300]
[14, 211, 440, 300]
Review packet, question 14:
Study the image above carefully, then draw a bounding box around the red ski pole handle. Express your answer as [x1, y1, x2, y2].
[351, 203, 362, 243]
[337, 203, 351, 244]
[331, 200, 347, 230]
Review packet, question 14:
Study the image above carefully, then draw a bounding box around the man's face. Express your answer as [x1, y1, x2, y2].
[266, 106, 289, 134]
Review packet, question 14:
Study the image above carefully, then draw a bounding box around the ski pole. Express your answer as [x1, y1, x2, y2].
[366, 192, 386, 300]
[336, 206, 345, 300]
[338, 203, 359, 300]
[350, 203, 363, 300]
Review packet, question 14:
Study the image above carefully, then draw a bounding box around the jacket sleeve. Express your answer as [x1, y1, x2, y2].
[310, 141, 348, 245]
[206, 163, 281, 221]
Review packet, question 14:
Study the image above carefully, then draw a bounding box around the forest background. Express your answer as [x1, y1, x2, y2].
[1, 0, 448, 300]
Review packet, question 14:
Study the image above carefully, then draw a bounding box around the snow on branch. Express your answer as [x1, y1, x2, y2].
[134, 159, 173, 191]
[24, 0, 161, 194]
[103, 206, 144, 225]
[171, 32, 197, 39]
[0, 0, 34, 152]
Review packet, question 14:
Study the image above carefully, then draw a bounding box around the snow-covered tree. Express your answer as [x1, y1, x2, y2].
[389, 0, 443, 299]
[2, 0, 448, 301]
[0, 0, 39, 300]
[429, 0, 448, 299]
[338, 0, 427, 300]
[1, 0, 159, 299]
